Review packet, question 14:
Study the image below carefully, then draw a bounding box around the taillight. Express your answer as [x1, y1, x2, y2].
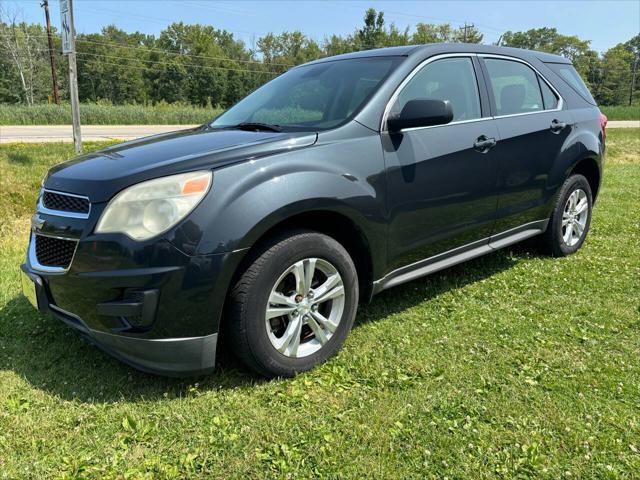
[599, 112, 608, 141]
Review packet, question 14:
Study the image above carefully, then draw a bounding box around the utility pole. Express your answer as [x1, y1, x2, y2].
[60, 0, 82, 153]
[462, 22, 475, 43]
[41, 0, 60, 104]
[630, 55, 638, 107]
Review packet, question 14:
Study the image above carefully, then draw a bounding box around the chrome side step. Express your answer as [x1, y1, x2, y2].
[373, 219, 548, 293]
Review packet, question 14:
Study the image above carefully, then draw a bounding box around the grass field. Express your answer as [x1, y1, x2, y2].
[0, 130, 638, 478]
[0, 102, 637, 125]
[600, 105, 640, 121]
[0, 103, 221, 126]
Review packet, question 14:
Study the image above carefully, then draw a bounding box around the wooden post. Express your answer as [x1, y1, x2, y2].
[60, 0, 82, 153]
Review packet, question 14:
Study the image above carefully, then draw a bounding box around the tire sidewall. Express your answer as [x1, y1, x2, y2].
[551, 174, 593, 256]
[243, 233, 358, 376]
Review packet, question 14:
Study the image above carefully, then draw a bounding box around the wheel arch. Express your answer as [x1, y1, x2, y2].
[569, 156, 601, 202]
[235, 208, 377, 304]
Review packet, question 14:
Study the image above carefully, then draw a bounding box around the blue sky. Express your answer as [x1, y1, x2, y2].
[4, 0, 639, 53]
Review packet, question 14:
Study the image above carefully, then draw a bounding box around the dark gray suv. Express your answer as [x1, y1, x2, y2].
[21, 44, 605, 378]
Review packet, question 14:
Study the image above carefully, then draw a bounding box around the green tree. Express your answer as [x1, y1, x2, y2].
[358, 8, 386, 50]
[411, 23, 483, 44]
[0, 9, 51, 105]
[500, 27, 593, 63]
[597, 43, 634, 105]
[258, 31, 322, 73]
[76, 26, 149, 104]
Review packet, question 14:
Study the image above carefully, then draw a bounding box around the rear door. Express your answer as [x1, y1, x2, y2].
[479, 55, 574, 233]
[382, 55, 501, 272]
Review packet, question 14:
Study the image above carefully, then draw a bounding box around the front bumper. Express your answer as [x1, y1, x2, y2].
[21, 263, 221, 377]
[21, 234, 245, 377]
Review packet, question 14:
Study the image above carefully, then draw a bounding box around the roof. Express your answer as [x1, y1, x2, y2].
[305, 43, 571, 66]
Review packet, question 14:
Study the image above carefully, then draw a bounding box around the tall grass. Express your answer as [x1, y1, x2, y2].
[599, 105, 640, 121]
[0, 103, 223, 125]
[0, 102, 637, 125]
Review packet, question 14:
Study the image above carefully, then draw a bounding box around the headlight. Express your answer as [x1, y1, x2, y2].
[95, 171, 212, 240]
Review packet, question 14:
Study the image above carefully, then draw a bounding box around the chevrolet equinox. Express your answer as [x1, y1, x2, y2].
[21, 44, 606, 378]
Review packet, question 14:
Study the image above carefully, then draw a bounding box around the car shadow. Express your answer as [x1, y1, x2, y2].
[0, 243, 537, 404]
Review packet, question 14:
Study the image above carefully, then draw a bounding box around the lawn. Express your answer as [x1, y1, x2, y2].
[0, 130, 638, 478]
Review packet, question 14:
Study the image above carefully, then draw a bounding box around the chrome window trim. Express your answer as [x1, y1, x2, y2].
[38, 188, 91, 219]
[478, 53, 564, 117]
[28, 232, 79, 274]
[380, 52, 565, 133]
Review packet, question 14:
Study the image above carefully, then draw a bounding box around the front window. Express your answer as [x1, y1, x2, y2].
[211, 57, 401, 131]
[393, 56, 482, 122]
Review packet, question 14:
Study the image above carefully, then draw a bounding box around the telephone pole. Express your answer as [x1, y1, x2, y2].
[630, 55, 638, 107]
[60, 0, 81, 153]
[461, 22, 475, 43]
[41, 0, 60, 104]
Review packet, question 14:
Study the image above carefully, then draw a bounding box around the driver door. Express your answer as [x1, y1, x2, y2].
[382, 55, 501, 273]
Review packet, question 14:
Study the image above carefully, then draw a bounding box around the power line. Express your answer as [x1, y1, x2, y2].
[73, 37, 296, 67]
[0, 31, 298, 68]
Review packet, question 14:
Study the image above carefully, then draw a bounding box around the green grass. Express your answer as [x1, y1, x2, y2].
[600, 105, 640, 121]
[0, 103, 222, 126]
[0, 131, 639, 478]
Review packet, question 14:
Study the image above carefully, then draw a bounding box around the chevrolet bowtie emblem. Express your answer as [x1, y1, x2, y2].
[31, 213, 45, 231]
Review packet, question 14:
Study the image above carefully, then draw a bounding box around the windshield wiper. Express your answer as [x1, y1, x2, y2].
[233, 122, 283, 132]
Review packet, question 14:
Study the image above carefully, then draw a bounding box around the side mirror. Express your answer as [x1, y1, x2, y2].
[387, 99, 454, 132]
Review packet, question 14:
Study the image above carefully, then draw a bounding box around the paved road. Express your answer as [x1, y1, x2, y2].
[1, 121, 638, 143]
[0, 125, 199, 143]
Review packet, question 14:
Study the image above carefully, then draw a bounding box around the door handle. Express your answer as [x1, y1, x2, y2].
[550, 119, 568, 133]
[473, 135, 497, 153]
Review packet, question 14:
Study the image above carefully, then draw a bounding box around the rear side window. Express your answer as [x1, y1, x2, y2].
[545, 62, 596, 105]
[396, 57, 481, 122]
[484, 58, 543, 116]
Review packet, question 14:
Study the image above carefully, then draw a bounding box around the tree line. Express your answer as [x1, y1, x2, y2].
[0, 7, 638, 108]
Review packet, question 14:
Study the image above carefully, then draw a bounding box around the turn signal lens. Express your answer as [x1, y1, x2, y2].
[182, 176, 210, 194]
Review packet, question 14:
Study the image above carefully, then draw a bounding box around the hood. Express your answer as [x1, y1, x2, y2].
[44, 126, 318, 203]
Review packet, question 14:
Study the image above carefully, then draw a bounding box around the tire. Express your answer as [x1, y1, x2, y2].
[227, 229, 359, 378]
[539, 174, 593, 257]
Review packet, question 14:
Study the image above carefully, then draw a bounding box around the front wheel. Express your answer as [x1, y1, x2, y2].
[227, 230, 359, 378]
[539, 173, 593, 257]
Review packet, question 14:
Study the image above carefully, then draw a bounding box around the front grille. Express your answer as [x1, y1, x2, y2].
[34, 235, 77, 268]
[43, 191, 90, 214]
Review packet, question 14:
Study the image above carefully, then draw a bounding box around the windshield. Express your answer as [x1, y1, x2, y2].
[211, 57, 401, 131]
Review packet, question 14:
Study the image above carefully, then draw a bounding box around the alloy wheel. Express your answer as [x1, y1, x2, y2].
[265, 258, 345, 358]
[562, 188, 589, 247]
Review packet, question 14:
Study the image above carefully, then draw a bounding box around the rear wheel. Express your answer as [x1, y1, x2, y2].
[227, 230, 359, 378]
[540, 174, 593, 256]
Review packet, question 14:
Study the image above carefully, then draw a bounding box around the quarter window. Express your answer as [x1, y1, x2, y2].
[539, 77, 559, 109]
[484, 58, 544, 116]
[395, 57, 481, 122]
